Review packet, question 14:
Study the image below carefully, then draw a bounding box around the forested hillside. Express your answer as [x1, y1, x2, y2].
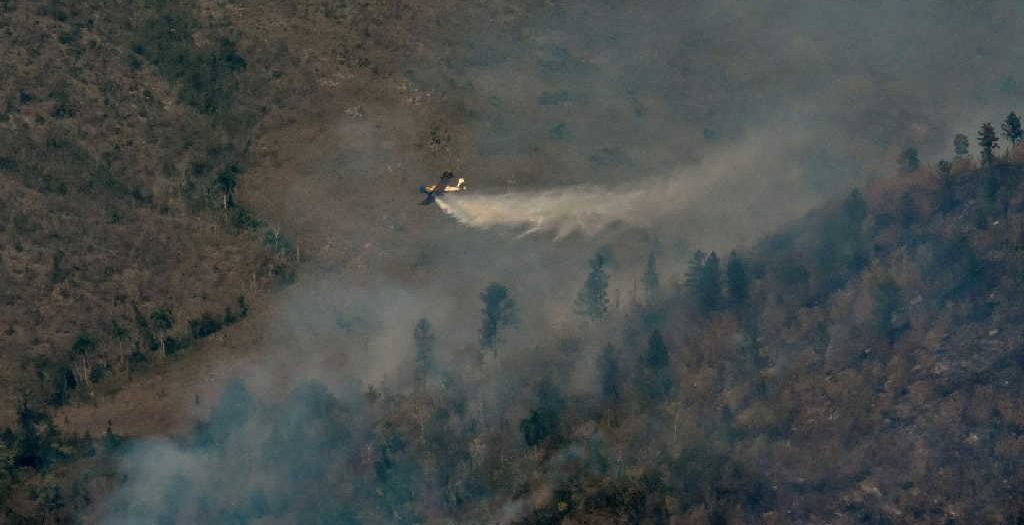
[4, 0, 1024, 523]
[0, 0, 495, 427]
[8, 146, 1023, 522]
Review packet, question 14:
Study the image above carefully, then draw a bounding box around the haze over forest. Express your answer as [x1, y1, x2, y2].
[2, 0, 1024, 523]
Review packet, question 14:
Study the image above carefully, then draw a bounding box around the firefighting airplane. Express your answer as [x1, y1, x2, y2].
[418, 171, 467, 205]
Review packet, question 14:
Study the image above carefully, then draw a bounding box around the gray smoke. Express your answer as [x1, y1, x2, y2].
[95, 0, 1024, 523]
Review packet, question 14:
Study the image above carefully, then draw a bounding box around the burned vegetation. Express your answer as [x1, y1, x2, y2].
[4, 0, 1024, 523]
[9, 139, 1024, 523]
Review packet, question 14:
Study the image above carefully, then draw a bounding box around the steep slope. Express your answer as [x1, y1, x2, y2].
[0, 0, 506, 425]
[15, 157, 1019, 524]
[0, 0, 291, 424]
[4, 0, 1024, 522]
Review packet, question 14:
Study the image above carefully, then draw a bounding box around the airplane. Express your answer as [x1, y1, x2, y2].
[418, 171, 467, 205]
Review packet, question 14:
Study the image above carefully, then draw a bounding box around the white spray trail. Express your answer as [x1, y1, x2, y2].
[435, 185, 660, 239]
[434, 130, 810, 240]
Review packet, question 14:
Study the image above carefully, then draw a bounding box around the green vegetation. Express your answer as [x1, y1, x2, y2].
[133, 5, 247, 115]
[725, 251, 749, 306]
[519, 377, 566, 447]
[19, 154, 1024, 525]
[642, 250, 660, 303]
[954, 132, 970, 159]
[900, 146, 920, 172]
[685, 250, 722, 314]
[4, 0, 1024, 520]
[978, 122, 1000, 169]
[1003, 111, 1023, 147]
[413, 319, 435, 385]
[479, 283, 517, 350]
[575, 252, 611, 319]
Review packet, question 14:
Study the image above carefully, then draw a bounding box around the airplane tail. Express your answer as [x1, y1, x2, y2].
[419, 193, 436, 205]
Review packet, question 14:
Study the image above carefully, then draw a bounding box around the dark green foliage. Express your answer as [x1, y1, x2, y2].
[937, 159, 952, 178]
[936, 166, 957, 214]
[134, 6, 246, 115]
[900, 147, 920, 172]
[520, 377, 565, 447]
[642, 251, 659, 303]
[133, 10, 197, 80]
[231, 206, 263, 230]
[413, 318, 435, 383]
[726, 251, 749, 306]
[215, 165, 240, 208]
[480, 282, 517, 349]
[642, 330, 673, 402]
[71, 334, 96, 357]
[1002, 111, 1022, 147]
[954, 133, 970, 159]
[46, 365, 77, 407]
[188, 312, 223, 340]
[598, 344, 621, 406]
[0, 156, 16, 172]
[223, 305, 238, 325]
[150, 308, 174, 333]
[575, 253, 610, 319]
[151, 307, 174, 354]
[978, 122, 1000, 169]
[8, 401, 67, 470]
[872, 279, 905, 343]
[372, 422, 418, 518]
[816, 190, 869, 292]
[685, 251, 721, 314]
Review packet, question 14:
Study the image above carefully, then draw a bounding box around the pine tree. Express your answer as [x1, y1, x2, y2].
[519, 377, 565, 447]
[1002, 111, 1022, 147]
[899, 147, 920, 172]
[150, 308, 174, 356]
[726, 251, 749, 306]
[684, 250, 706, 291]
[685, 250, 722, 314]
[953, 133, 970, 159]
[413, 318, 435, 384]
[701, 252, 722, 312]
[480, 283, 517, 350]
[575, 253, 610, 320]
[937, 163, 957, 214]
[642, 330, 673, 402]
[598, 344, 621, 406]
[642, 251, 659, 303]
[215, 165, 239, 209]
[977, 122, 1000, 169]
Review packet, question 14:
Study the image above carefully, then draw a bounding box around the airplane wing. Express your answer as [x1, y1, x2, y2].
[417, 172, 457, 205]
